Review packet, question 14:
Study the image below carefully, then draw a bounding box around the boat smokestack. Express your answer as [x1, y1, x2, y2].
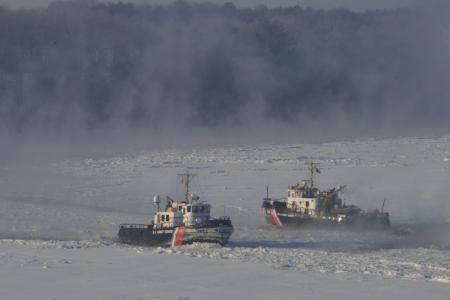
[153, 195, 161, 212]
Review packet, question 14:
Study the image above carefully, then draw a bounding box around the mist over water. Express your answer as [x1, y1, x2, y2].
[1, 1, 450, 248]
[0, 0, 449, 145]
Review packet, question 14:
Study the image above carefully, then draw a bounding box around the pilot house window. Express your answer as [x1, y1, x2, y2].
[187, 206, 191, 213]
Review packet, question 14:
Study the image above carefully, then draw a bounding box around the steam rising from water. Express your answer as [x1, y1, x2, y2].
[0, 2, 450, 249]
[0, 1, 449, 142]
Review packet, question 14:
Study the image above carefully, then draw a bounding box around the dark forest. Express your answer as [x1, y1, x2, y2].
[1, 1, 449, 138]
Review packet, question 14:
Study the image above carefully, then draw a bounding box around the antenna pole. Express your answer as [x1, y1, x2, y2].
[307, 160, 319, 188]
[266, 184, 269, 200]
[381, 197, 387, 213]
[186, 168, 190, 202]
[178, 168, 196, 203]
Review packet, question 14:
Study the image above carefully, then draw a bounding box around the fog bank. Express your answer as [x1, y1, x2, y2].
[0, 1, 449, 146]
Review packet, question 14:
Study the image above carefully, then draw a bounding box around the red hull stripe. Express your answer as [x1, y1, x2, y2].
[171, 226, 186, 248]
[269, 208, 283, 229]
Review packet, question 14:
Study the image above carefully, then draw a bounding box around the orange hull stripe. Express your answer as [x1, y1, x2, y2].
[172, 226, 186, 248]
[269, 208, 283, 229]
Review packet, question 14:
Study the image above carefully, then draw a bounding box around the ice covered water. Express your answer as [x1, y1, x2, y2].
[1, 136, 450, 299]
[1, 135, 450, 240]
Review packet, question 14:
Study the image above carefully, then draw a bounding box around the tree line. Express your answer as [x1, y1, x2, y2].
[0, 1, 449, 135]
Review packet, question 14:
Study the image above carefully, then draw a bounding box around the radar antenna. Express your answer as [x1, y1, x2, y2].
[178, 168, 197, 203]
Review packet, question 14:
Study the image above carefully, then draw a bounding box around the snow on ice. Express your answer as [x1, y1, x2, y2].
[1, 136, 450, 299]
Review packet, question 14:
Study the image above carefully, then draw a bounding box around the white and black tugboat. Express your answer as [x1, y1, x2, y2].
[119, 170, 233, 247]
[262, 162, 390, 229]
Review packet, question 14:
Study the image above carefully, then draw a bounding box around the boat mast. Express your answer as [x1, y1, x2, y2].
[308, 161, 320, 188]
[178, 169, 197, 203]
[381, 197, 387, 213]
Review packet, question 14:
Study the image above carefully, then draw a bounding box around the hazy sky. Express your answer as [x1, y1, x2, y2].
[0, 0, 425, 11]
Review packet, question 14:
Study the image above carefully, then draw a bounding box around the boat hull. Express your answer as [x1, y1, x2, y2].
[118, 222, 233, 247]
[264, 212, 390, 230]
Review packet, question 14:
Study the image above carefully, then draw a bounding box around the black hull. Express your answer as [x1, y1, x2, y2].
[118, 223, 233, 247]
[265, 213, 390, 230]
[119, 227, 173, 247]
